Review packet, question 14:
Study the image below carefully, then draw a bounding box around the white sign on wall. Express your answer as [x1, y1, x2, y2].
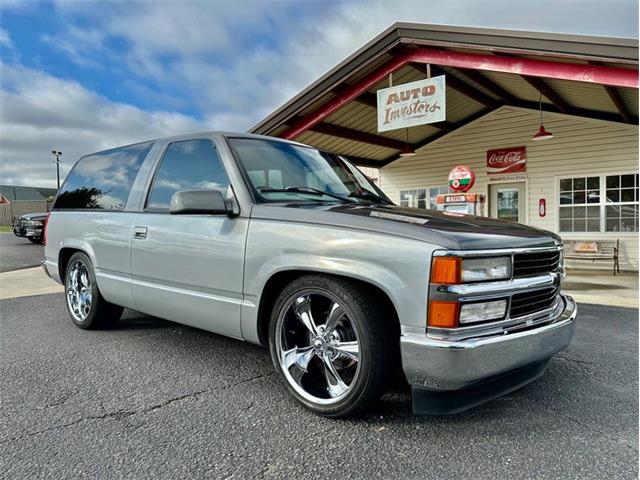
[377, 75, 446, 132]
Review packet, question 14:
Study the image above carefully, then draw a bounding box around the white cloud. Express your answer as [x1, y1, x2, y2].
[44, 0, 639, 127]
[0, 63, 207, 187]
[41, 26, 108, 69]
[1, 0, 637, 189]
[0, 28, 12, 48]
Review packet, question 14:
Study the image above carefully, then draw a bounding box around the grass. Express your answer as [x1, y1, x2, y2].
[0, 226, 13, 233]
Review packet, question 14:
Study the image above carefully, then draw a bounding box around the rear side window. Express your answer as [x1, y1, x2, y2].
[54, 142, 152, 210]
[146, 139, 230, 211]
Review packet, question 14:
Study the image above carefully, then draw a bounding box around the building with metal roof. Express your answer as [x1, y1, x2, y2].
[251, 22, 639, 270]
[0, 185, 57, 204]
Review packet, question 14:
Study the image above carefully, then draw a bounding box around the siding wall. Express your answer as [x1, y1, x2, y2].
[380, 106, 639, 270]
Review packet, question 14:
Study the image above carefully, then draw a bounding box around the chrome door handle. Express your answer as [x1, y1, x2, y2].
[133, 226, 148, 240]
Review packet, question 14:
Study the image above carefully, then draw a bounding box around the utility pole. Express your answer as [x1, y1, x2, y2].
[51, 150, 62, 191]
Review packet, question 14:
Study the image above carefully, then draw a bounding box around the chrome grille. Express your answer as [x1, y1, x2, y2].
[513, 250, 561, 278]
[510, 287, 559, 318]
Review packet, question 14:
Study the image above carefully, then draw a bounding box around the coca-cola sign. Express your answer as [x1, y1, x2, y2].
[487, 146, 527, 175]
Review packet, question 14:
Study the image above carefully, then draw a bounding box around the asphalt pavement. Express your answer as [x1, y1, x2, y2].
[0, 232, 44, 273]
[0, 295, 637, 479]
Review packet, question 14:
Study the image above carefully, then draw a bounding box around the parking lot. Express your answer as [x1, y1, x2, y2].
[0, 229, 637, 479]
[1, 290, 637, 479]
[0, 232, 44, 273]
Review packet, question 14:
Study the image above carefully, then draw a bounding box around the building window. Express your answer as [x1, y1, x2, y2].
[400, 186, 448, 209]
[559, 173, 639, 233]
[559, 176, 601, 232]
[605, 174, 639, 232]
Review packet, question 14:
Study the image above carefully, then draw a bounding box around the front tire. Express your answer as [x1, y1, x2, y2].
[269, 274, 395, 418]
[64, 252, 123, 329]
[28, 237, 43, 244]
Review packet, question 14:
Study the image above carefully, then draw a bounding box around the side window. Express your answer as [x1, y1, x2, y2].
[54, 141, 152, 210]
[146, 139, 230, 211]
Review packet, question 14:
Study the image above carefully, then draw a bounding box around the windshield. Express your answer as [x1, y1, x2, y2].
[227, 137, 391, 204]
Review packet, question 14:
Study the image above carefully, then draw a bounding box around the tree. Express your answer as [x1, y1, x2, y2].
[54, 187, 104, 209]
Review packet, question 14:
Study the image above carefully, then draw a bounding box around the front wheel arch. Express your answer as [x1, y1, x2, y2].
[257, 270, 400, 347]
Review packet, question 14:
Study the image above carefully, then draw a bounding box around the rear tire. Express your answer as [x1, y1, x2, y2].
[268, 274, 396, 418]
[64, 252, 123, 329]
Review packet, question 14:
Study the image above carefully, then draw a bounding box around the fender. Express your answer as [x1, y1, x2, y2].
[58, 238, 98, 275]
[241, 253, 409, 345]
[46, 210, 137, 310]
[240, 216, 433, 344]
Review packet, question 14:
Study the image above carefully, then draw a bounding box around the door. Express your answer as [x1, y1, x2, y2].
[131, 138, 248, 338]
[490, 182, 526, 223]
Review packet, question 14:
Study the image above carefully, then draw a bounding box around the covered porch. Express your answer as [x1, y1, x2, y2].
[251, 23, 639, 271]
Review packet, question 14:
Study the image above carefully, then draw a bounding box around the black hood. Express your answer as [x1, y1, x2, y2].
[334, 204, 560, 248]
[251, 202, 561, 250]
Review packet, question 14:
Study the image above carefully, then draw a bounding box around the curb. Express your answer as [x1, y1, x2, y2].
[0, 267, 64, 300]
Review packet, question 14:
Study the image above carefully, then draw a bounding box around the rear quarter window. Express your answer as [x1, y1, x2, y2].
[54, 141, 153, 210]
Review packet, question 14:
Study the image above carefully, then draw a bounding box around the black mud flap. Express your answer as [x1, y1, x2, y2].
[412, 361, 549, 415]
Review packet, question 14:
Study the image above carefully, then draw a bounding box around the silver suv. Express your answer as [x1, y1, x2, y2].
[43, 132, 576, 417]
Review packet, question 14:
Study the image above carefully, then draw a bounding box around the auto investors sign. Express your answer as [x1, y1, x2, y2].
[377, 76, 446, 132]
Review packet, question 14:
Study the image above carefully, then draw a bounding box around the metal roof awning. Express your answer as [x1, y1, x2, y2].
[250, 22, 639, 168]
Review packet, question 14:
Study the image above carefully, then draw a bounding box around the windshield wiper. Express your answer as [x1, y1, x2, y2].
[348, 190, 391, 204]
[259, 186, 355, 203]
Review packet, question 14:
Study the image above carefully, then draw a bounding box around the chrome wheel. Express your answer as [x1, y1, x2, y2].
[66, 259, 93, 323]
[276, 291, 361, 405]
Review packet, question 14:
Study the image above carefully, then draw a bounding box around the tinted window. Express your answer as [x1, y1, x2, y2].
[54, 142, 152, 210]
[146, 139, 230, 211]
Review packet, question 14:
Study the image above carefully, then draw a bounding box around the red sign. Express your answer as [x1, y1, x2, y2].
[539, 198, 546, 217]
[448, 165, 475, 192]
[487, 146, 526, 175]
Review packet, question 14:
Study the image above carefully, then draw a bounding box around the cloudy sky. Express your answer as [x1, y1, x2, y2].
[1, 0, 638, 187]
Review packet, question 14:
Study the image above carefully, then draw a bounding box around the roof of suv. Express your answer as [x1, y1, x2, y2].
[84, 131, 308, 158]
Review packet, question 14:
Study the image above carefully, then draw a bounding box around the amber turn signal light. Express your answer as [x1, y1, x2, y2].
[431, 257, 461, 284]
[428, 301, 460, 328]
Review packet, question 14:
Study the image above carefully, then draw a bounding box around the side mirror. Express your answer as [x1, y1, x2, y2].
[169, 189, 233, 215]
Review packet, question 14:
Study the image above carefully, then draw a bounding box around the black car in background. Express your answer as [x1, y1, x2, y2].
[12, 212, 48, 243]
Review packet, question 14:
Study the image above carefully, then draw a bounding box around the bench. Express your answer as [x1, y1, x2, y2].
[564, 239, 620, 275]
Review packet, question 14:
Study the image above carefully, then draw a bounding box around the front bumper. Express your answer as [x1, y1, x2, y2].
[13, 226, 43, 238]
[400, 294, 576, 412]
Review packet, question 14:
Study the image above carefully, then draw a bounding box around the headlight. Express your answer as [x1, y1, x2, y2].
[459, 300, 508, 324]
[431, 255, 512, 284]
[461, 256, 511, 282]
[24, 220, 43, 227]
